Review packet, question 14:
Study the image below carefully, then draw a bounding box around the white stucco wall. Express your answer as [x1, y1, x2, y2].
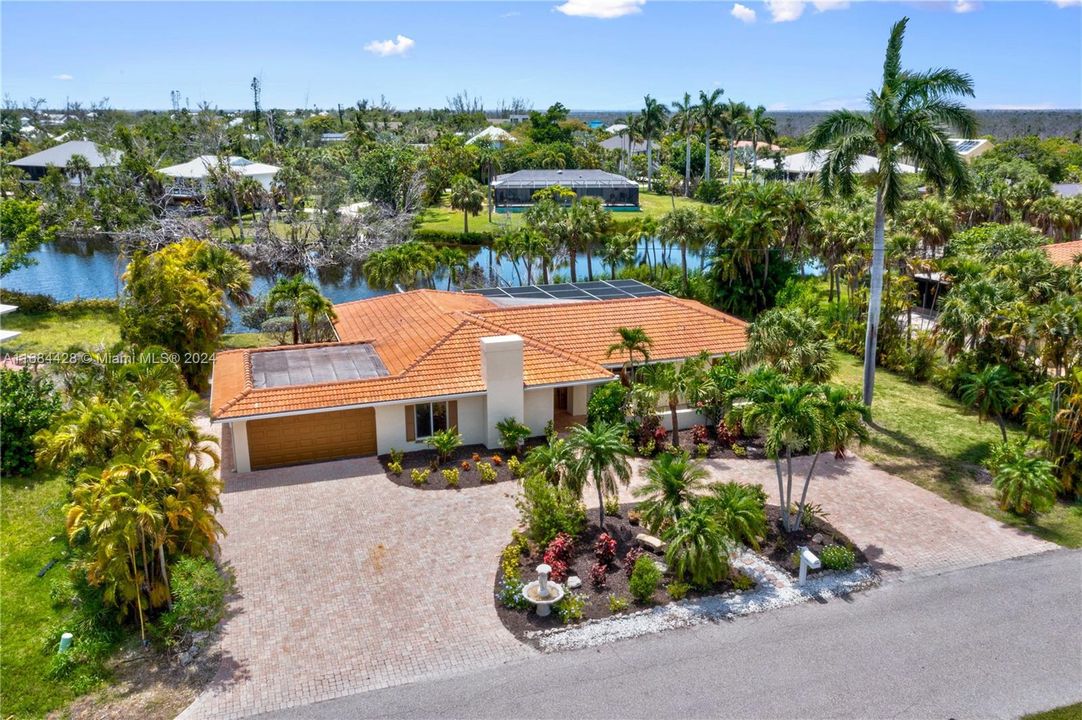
[374, 404, 411, 455]
[456, 396, 486, 445]
[657, 407, 709, 432]
[571, 384, 590, 416]
[482, 335, 525, 449]
[524, 387, 554, 436]
[230, 420, 251, 473]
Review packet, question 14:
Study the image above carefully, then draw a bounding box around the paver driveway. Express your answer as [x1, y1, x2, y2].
[606, 453, 1054, 578]
[180, 455, 530, 720]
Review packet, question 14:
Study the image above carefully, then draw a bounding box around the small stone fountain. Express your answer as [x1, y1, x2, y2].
[522, 563, 565, 617]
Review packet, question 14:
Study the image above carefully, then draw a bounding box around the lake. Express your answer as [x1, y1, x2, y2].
[3, 237, 705, 331]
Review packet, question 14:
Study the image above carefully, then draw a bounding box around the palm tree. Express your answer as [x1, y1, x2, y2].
[721, 100, 750, 183]
[184, 242, 254, 307]
[622, 113, 644, 178]
[524, 438, 577, 487]
[663, 507, 730, 588]
[436, 246, 470, 290]
[267, 274, 334, 345]
[449, 174, 485, 233]
[808, 17, 976, 406]
[297, 288, 338, 343]
[745, 307, 836, 382]
[700, 482, 767, 550]
[671, 92, 699, 196]
[658, 207, 703, 295]
[606, 326, 653, 384]
[738, 382, 828, 532]
[567, 422, 633, 530]
[819, 386, 871, 458]
[741, 105, 777, 178]
[960, 364, 1015, 441]
[567, 197, 608, 282]
[639, 95, 670, 190]
[698, 89, 725, 181]
[601, 232, 638, 280]
[633, 451, 709, 535]
[645, 355, 706, 447]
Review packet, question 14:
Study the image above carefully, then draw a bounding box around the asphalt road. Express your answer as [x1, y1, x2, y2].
[259, 550, 1082, 720]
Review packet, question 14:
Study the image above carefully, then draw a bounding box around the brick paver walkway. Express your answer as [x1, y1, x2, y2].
[607, 453, 1054, 578]
[179, 455, 530, 720]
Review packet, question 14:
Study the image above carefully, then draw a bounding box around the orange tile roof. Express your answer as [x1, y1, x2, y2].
[1043, 240, 1082, 267]
[210, 290, 748, 421]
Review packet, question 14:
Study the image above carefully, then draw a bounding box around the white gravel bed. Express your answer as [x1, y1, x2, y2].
[526, 550, 879, 652]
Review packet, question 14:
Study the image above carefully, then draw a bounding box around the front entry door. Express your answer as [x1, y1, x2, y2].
[554, 387, 569, 413]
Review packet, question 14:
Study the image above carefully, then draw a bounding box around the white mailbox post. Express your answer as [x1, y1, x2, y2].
[798, 546, 820, 585]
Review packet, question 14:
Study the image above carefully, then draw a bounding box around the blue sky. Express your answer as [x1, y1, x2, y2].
[2, 1, 1080, 111]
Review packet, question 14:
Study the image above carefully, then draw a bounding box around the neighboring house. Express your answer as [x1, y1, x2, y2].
[599, 134, 647, 155]
[733, 139, 783, 154]
[210, 284, 748, 472]
[605, 123, 628, 135]
[950, 138, 992, 162]
[7, 139, 122, 183]
[0, 304, 21, 343]
[321, 132, 348, 144]
[466, 126, 516, 147]
[158, 155, 280, 199]
[492, 169, 639, 210]
[1042, 239, 1082, 267]
[1053, 183, 1082, 198]
[754, 150, 916, 181]
[508, 114, 529, 125]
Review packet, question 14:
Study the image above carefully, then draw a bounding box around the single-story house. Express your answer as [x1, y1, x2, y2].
[158, 155, 280, 198]
[599, 134, 647, 155]
[950, 138, 992, 162]
[733, 140, 782, 154]
[754, 151, 916, 181]
[492, 169, 639, 210]
[1042, 239, 1082, 267]
[466, 126, 516, 147]
[7, 139, 122, 183]
[210, 285, 747, 471]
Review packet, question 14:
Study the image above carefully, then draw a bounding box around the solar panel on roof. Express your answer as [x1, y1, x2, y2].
[608, 279, 644, 287]
[464, 279, 668, 302]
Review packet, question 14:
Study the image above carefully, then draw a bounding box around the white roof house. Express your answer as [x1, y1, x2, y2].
[0, 304, 21, 343]
[605, 123, 629, 134]
[7, 140, 122, 183]
[466, 126, 516, 146]
[950, 138, 992, 162]
[755, 151, 916, 180]
[159, 156, 280, 196]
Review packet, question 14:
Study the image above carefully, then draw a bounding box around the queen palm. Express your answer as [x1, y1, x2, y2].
[266, 274, 335, 344]
[622, 113, 644, 178]
[606, 326, 653, 384]
[671, 92, 698, 196]
[524, 438, 577, 487]
[449, 174, 485, 233]
[633, 451, 709, 535]
[601, 232, 638, 280]
[701, 482, 767, 550]
[646, 355, 707, 447]
[741, 105, 777, 178]
[639, 95, 670, 189]
[658, 206, 703, 294]
[567, 421, 633, 530]
[297, 285, 338, 342]
[698, 89, 725, 181]
[567, 197, 608, 282]
[808, 16, 976, 406]
[819, 386, 871, 458]
[721, 100, 751, 183]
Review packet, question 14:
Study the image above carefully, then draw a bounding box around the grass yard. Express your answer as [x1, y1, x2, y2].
[1023, 703, 1082, 720]
[0, 472, 82, 718]
[1, 306, 121, 356]
[416, 191, 707, 237]
[833, 352, 1082, 548]
[220, 332, 279, 349]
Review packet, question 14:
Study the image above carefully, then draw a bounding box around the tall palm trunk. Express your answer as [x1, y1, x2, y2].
[684, 135, 691, 196]
[728, 132, 737, 183]
[646, 139, 654, 189]
[680, 241, 688, 295]
[586, 247, 594, 281]
[569, 248, 578, 282]
[704, 130, 711, 180]
[863, 184, 887, 406]
[596, 479, 606, 529]
[751, 135, 758, 177]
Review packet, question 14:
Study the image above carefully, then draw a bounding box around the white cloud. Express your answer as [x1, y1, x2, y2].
[731, 3, 757, 23]
[53, 73, 74, 81]
[953, 0, 978, 13]
[1052, 0, 1081, 6]
[763, 0, 849, 22]
[554, 0, 645, 19]
[363, 34, 415, 57]
[500, 10, 521, 17]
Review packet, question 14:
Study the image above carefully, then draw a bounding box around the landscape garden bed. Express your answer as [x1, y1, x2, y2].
[379, 442, 539, 490]
[494, 499, 868, 644]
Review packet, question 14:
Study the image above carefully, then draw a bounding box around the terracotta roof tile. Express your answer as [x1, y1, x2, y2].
[210, 290, 748, 421]
[1043, 240, 1082, 267]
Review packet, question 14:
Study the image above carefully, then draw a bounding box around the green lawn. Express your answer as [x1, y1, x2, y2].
[1, 307, 121, 355]
[416, 191, 707, 237]
[1024, 703, 1082, 720]
[833, 352, 1082, 548]
[0, 472, 81, 718]
[220, 332, 279, 349]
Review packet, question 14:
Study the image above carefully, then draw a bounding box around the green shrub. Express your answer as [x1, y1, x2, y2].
[731, 444, 747, 458]
[731, 572, 756, 591]
[506, 455, 523, 478]
[387, 460, 403, 476]
[555, 592, 586, 624]
[479, 462, 498, 484]
[988, 440, 1060, 515]
[608, 594, 630, 613]
[819, 545, 856, 571]
[410, 468, 428, 485]
[496, 417, 532, 453]
[629, 555, 662, 603]
[388, 448, 404, 465]
[500, 533, 528, 583]
[426, 427, 463, 463]
[696, 442, 710, 458]
[497, 578, 530, 610]
[1, 368, 60, 476]
[516, 474, 586, 545]
[587, 381, 627, 428]
[702, 481, 767, 550]
[441, 467, 460, 487]
[0, 288, 56, 314]
[666, 581, 690, 601]
[604, 495, 621, 518]
[155, 557, 234, 646]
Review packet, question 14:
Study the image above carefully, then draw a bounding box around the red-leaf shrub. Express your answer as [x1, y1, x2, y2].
[546, 559, 569, 583]
[594, 533, 617, 565]
[624, 547, 645, 578]
[543, 532, 575, 568]
[691, 424, 709, 445]
[715, 421, 742, 449]
[653, 425, 669, 447]
[589, 562, 608, 589]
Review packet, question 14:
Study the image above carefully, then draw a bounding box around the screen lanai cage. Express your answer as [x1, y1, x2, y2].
[491, 169, 640, 210]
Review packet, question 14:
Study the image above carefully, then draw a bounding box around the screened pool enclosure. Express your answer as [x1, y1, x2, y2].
[491, 169, 639, 210]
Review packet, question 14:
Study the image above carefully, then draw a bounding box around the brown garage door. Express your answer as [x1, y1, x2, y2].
[247, 408, 377, 470]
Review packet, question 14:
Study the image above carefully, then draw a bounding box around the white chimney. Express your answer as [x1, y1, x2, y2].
[481, 335, 524, 449]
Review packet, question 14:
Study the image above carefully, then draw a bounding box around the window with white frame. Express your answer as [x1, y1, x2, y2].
[414, 401, 449, 439]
